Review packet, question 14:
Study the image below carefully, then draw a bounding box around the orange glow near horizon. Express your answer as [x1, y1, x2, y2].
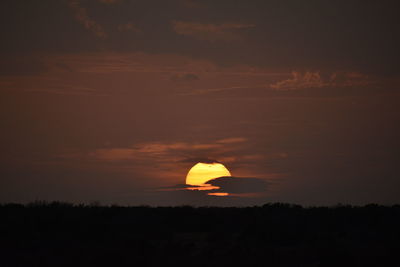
[185, 162, 231, 186]
[186, 184, 220, 191]
[208, 192, 229, 196]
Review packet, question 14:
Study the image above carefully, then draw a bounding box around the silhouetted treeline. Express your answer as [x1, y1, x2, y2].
[1, 202, 399, 267]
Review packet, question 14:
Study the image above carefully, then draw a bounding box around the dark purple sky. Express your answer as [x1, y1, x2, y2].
[1, 0, 399, 206]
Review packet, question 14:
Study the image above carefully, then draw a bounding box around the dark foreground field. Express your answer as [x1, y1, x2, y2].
[1, 203, 399, 267]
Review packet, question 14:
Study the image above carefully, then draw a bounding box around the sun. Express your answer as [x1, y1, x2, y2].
[186, 162, 231, 186]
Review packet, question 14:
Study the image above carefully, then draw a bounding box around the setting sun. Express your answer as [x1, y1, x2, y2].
[186, 162, 231, 186]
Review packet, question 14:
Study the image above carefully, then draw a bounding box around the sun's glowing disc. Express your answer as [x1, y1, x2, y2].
[185, 162, 231, 186]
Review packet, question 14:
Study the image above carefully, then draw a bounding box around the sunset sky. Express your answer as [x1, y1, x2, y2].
[1, 0, 399, 206]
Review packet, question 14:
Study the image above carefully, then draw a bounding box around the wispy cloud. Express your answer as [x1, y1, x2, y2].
[158, 176, 271, 198]
[216, 137, 247, 144]
[117, 22, 140, 33]
[170, 73, 199, 83]
[270, 72, 325, 91]
[181, 85, 263, 96]
[68, 0, 107, 39]
[207, 176, 270, 195]
[0, 57, 48, 76]
[25, 84, 99, 96]
[40, 53, 288, 77]
[172, 21, 255, 41]
[183, 70, 380, 97]
[90, 138, 247, 162]
[99, 0, 120, 4]
[270, 71, 373, 91]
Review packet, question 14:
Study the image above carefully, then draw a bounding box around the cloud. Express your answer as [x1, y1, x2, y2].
[53, 63, 74, 73]
[90, 148, 138, 161]
[216, 137, 247, 144]
[2, 1, 399, 75]
[150, 184, 268, 206]
[68, 0, 107, 38]
[170, 73, 199, 82]
[159, 176, 270, 197]
[0, 57, 48, 76]
[43, 52, 218, 75]
[172, 21, 255, 41]
[75, 137, 258, 181]
[25, 85, 99, 96]
[183, 70, 383, 98]
[270, 72, 326, 91]
[99, 0, 120, 4]
[207, 176, 269, 194]
[270, 71, 373, 91]
[117, 22, 140, 33]
[181, 85, 263, 96]
[133, 142, 222, 154]
[89, 139, 245, 162]
[179, 157, 220, 164]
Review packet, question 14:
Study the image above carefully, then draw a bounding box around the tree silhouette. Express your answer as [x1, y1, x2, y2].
[0, 202, 399, 267]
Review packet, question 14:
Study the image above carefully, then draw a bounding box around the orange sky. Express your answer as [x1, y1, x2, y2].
[1, 0, 400, 206]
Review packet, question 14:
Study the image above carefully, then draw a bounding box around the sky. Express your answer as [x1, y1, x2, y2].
[1, 0, 399, 206]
